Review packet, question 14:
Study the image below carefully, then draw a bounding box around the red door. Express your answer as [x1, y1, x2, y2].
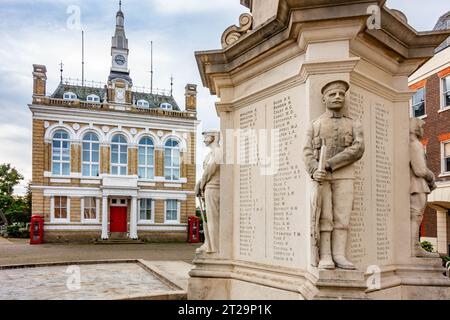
[110, 207, 127, 233]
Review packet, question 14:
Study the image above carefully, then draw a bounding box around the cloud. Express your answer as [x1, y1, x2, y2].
[386, 0, 449, 31]
[152, 0, 242, 15]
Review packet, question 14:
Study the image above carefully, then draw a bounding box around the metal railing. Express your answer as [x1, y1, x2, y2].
[61, 78, 172, 96]
[62, 77, 105, 89]
[133, 85, 171, 96]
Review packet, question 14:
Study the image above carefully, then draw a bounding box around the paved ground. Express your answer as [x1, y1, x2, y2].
[0, 238, 201, 266]
[0, 262, 178, 300]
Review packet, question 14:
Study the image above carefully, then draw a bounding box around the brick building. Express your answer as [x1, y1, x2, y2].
[409, 12, 450, 256]
[29, 4, 199, 243]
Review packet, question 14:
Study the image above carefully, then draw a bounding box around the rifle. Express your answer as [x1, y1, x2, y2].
[198, 195, 212, 253]
[310, 141, 327, 267]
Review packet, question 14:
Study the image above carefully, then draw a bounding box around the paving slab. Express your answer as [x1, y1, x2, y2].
[0, 261, 190, 300]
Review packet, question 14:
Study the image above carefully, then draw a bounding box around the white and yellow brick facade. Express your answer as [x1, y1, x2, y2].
[28, 6, 199, 243]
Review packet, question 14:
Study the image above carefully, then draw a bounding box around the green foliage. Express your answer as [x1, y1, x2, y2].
[420, 241, 434, 253]
[442, 256, 450, 266]
[0, 164, 23, 196]
[0, 164, 31, 228]
[6, 223, 30, 238]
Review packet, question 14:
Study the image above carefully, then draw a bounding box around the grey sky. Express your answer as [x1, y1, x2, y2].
[0, 0, 448, 194]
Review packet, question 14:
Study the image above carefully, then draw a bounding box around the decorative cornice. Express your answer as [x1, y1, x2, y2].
[299, 58, 361, 78]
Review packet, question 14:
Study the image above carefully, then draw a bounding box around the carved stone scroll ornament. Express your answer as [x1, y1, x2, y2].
[221, 13, 253, 48]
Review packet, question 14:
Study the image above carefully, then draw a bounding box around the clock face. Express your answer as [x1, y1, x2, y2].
[115, 54, 126, 66]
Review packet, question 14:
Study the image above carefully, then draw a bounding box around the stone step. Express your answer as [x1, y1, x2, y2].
[94, 239, 146, 245]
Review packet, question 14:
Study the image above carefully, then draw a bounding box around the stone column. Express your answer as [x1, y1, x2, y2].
[71, 143, 81, 174]
[128, 147, 138, 176]
[437, 210, 448, 255]
[130, 196, 138, 239]
[101, 145, 110, 175]
[101, 196, 109, 240]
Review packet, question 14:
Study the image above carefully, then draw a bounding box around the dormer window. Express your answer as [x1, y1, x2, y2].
[86, 94, 100, 103]
[160, 103, 173, 110]
[63, 92, 77, 101]
[137, 100, 150, 108]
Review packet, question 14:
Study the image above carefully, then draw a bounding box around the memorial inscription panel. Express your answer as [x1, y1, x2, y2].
[348, 86, 394, 268]
[233, 83, 394, 270]
[234, 86, 307, 268]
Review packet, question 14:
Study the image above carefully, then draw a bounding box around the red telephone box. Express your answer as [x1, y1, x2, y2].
[30, 215, 44, 245]
[188, 216, 200, 243]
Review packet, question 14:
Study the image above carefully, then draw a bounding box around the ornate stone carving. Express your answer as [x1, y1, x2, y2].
[102, 126, 110, 133]
[221, 13, 253, 48]
[409, 118, 439, 258]
[72, 123, 80, 131]
[195, 130, 221, 254]
[303, 80, 365, 270]
[130, 128, 137, 135]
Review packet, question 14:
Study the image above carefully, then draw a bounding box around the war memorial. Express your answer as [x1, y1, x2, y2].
[188, 0, 450, 299]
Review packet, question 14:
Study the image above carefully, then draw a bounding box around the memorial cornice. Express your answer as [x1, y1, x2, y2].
[196, 0, 450, 95]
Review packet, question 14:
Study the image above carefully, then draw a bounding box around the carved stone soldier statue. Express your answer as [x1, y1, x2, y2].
[195, 130, 221, 254]
[409, 118, 439, 258]
[303, 80, 365, 270]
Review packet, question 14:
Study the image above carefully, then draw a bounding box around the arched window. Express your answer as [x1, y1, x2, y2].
[82, 133, 100, 177]
[86, 94, 100, 103]
[137, 100, 150, 108]
[63, 92, 77, 100]
[138, 137, 155, 180]
[52, 130, 71, 176]
[111, 134, 128, 176]
[164, 138, 180, 181]
[160, 103, 173, 110]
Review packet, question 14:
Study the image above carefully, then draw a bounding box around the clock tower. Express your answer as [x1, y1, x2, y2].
[111, 1, 129, 74]
[108, 1, 132, 105]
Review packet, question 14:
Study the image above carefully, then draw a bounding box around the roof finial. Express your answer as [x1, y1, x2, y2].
[119, 0, 122, 11]
[59, 61, 64, 83]
[170, 75, 174, 96]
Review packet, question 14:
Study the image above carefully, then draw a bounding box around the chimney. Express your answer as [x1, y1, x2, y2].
[185, 84, 197, 112]
[33, 64, 47, 97]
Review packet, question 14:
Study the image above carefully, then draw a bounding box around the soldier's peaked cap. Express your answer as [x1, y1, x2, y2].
[202, 130, 220, 136]
[321, 80, 350, 95]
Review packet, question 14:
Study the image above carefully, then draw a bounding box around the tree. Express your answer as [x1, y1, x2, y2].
[0, 164, 23, 196]
[0, 164, 30, 224]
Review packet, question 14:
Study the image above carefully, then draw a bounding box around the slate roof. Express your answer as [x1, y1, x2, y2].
[433, 11, 450, 53]
[51, 83, 181, 111]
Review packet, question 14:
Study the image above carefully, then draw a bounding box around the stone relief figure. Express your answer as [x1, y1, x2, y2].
[195, 130, 221, 254]
[409, 118, 439, 258]
[303, 80, 365, 270]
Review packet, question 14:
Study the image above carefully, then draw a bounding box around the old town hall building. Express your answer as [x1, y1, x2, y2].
[29, 5, 198, 242]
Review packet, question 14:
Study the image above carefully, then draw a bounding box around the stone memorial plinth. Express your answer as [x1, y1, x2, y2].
[188, 0, 450, 300]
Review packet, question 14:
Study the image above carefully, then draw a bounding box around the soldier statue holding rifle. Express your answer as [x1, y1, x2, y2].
[303, 80, 365, 270]
[195, 130, 221, 254]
